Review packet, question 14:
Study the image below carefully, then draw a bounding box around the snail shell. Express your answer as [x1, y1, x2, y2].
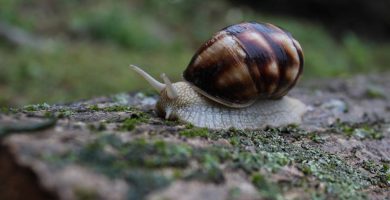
[130, 21, 306, 129]
[184, 22, 303, 107]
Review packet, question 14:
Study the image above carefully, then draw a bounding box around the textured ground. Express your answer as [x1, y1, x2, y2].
[0, 74, 389, 200]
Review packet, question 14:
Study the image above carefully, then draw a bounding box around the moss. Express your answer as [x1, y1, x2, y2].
[97, 139, 193, 169]
[22, 103, 50, 111]
[331, 120, 383, 140]
[179, 127, 209, 138]
[365, 86, 386, 99]
[361, 160, 380, 174]
[93, 107, 150, 131]
[210, 128, 370, 199]
[353, 127, 383, 140]
[41, 136, 189, 199]
[228, 136, 240, 146]
[184, 123, 194, 129]
[56, 110, 74, 118]
[87, 105, 99, 111]
[103, 105, 132, 112]
[251, 173, 282, 200]
[190, 153, 225, 184]
[119, 118, 138, 131]
[0, 107, 10, 113]
[125, 170, 171, 200]
[87, 104, 137, 112]
[162, 120, 181, 126]
[41, 124, 377, 199]
[360, 161, 390, 186]
[119, 114, 149, 131]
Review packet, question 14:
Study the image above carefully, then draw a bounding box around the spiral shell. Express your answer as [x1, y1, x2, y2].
[183, 22, 304, 107]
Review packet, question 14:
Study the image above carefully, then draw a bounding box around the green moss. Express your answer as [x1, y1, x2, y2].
[94, 139, 193, 169]
[362, 160, 380, 174]
[22, 103, 50, 111]
[125, 170, 171, 200]
[119, 114, 149, 131]
[103, 105, 131, 112]
[179, 127, 209, 138]
[331, 120, 383, 140]
[365, 86, 386, 99]
[184, 123, 194, 129]
[87, 105, 99, 111]
[353, 127, 383, 140]
[0, 107, 10, 113]
[161, 120, 181, 126]
[41, 123, 377, 199]
[87, 104, 136, 112]
[210, 128, 370, 199]
[119, 118, 138, 131]
[251, 173, 282, 200]
[191, 153, 225, 183]
[87, 105, 151, 127]
[56, 109, 74, 118]
[228, 136, 240, 146]
[360, 161, 390, 186]
[308, 132, 325, 143]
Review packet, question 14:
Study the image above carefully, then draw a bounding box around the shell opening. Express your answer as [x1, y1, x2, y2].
[161, 73, 178, 99]
[129, 64, 166, 92]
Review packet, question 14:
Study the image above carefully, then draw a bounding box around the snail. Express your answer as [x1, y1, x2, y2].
[130, 22, 306, 129]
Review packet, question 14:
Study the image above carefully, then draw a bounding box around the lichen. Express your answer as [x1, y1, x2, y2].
[39, 119, 382, 199]
[360, 160, 390, 187]
[330, 120, 383, 140]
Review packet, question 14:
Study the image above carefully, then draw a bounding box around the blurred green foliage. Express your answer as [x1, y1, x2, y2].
[0, 0, 389, 107]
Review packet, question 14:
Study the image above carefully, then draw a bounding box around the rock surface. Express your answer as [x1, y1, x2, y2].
[0, 74, 389, 200]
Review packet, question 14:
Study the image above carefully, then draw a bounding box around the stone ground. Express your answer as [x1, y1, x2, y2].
[0, 74, 389, 200]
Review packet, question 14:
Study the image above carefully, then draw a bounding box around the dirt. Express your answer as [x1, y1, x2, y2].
[0, 74, 389, 200]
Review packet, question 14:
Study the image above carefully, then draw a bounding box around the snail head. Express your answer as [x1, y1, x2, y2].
[130, 65, 197, 119]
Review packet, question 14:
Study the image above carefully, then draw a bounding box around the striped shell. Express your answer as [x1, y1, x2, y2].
[183, 22, 304, 108]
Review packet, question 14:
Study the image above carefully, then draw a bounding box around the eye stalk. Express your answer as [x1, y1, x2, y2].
[129, 64, 178, 99]
[160, 73, 178, 99]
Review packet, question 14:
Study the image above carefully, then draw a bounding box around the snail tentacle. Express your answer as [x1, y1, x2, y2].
[129, 65, 166, 92]
[165, 107, 172, 119]
[161, 73, 178, 99]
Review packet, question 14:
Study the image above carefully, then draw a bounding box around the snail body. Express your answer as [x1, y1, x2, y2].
[130, 22, 306, 129]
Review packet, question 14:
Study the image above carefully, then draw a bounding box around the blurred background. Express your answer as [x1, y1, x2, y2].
[0, 0, 389, 107]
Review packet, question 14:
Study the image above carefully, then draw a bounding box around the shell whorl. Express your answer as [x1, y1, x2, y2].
[183, 22, 304, 107]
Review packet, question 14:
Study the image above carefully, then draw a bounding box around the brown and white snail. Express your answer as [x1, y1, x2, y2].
[130, 22, 307, 129]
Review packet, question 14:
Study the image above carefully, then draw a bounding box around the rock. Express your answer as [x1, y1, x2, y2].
[0, 74, 389, 200]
